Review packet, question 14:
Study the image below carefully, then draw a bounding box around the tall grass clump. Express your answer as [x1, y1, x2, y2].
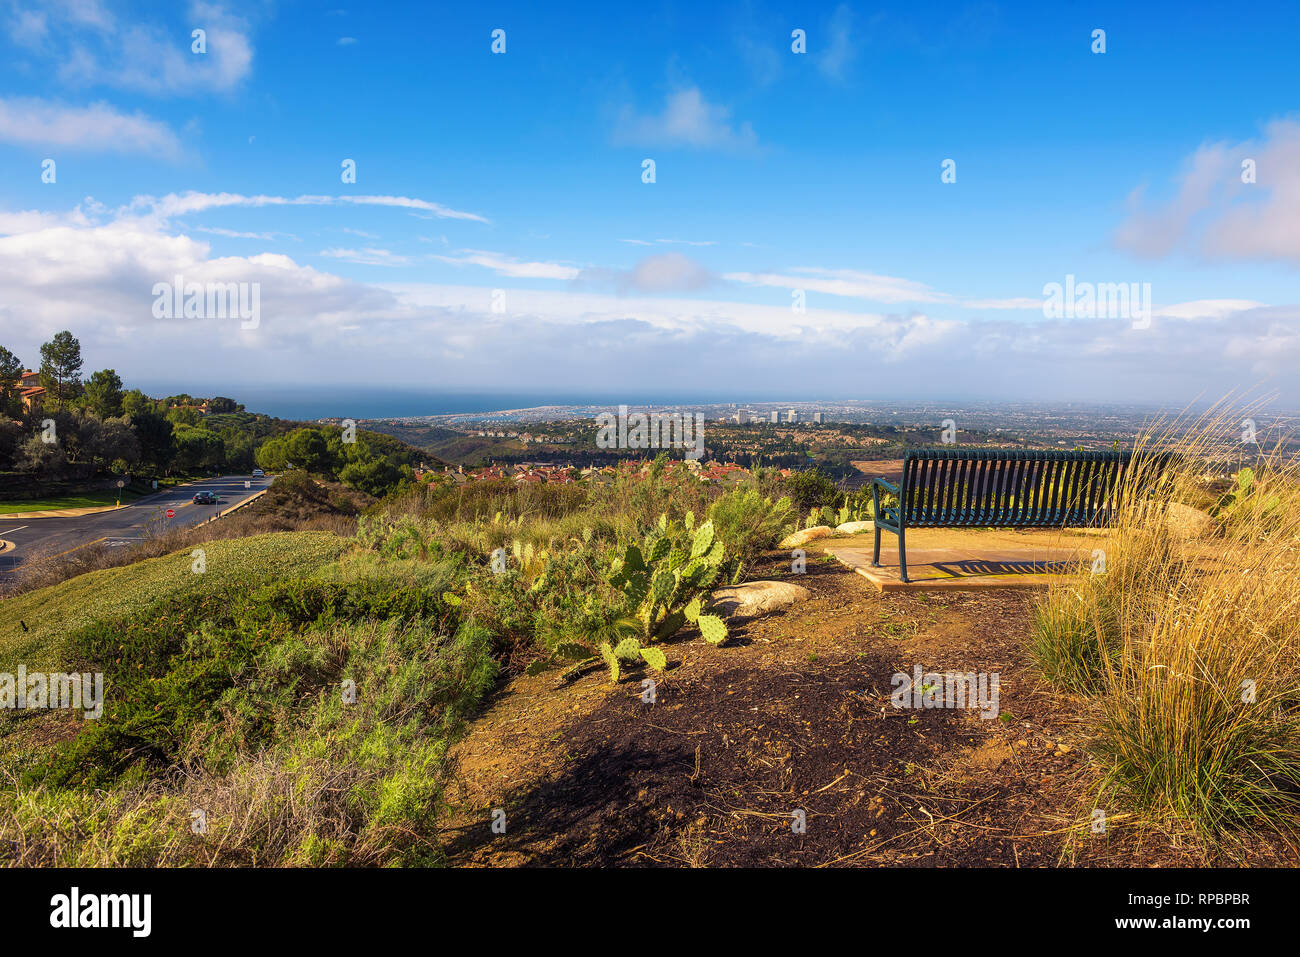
[1032, 400, 1300, 839]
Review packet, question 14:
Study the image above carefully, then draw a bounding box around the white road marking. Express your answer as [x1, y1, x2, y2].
[0, 526, 29, 534]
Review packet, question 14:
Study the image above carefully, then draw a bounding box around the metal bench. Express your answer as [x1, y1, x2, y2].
[870, 449, 1135, 582]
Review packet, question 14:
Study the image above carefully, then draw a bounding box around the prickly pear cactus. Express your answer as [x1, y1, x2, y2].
[607, 513, 729, 653]
[697, 614, 728, 645]
[597, 636, 670, 682]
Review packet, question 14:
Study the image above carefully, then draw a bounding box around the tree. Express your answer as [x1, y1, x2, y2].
[0, 419, 23, 469]
[339, 456, 410, 497]
[172, 427, 225, 472]
[84, 369, 124, 418]
[0, 346, 23, 418]
[80, 416, 140, 470]
[222, 431, 255, 472]
[18, 432, 69, 475]
[38, 331, 84, 411]
[284, 428, 333, 474]
[254, 436, 290, 472]
[207, 396, 239, 414]
[121, 389, 155, 418]
[128, 407, 174, 475]
[780, 468, 843, 511]
[166, 406, 201, 428]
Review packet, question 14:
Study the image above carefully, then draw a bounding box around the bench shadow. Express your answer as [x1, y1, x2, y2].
[930, 558, 1083, 577]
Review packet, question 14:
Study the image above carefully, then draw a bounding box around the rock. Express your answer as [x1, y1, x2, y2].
[709, 580, 812, 619]
[1163, 502, 1214, 540]
[778, 526, 834, 548]
[836, 520, 874, 534]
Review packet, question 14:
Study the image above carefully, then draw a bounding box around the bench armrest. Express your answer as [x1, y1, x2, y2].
[871, 477, 900, 496]
[871, 476, 901, 526]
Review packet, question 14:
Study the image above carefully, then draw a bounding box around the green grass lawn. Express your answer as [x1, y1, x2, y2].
[0, 488, 144, 514]
[0, 530, 349, 672]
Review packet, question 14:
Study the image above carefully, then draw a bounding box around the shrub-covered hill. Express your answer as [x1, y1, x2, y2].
[0, 531, 497, 866]
[0, 531, 347, 673]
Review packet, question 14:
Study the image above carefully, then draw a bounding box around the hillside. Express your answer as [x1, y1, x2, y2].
[3, 425, 1298, 869]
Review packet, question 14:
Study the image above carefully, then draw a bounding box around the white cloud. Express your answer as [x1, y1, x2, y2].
[432, 249, 580, 280]
[817, 4, 857, 81]
[1115, 118, 1300, 265]
[618, 238, 716, 247]
[573, 253, 716, 294]
[14, 0, 257, 95]
[129, 191, 489, 224]
[0, 206, 94, 234]
[193, 226, 296, 241]
[337, 36, 357, 46]
[1154, 299, 1268, 320]
[0, 96, 182, 157]
[0, 195, 1296, 405]
[320, 247, 410, 267]
[614, 87, 759, 151]
[624, 252, 713, 293]
[726, 267, 948, 304]
[8, 7, 49, 45]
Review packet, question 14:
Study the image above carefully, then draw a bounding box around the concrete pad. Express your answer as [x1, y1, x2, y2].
[820, 527, 1106, 592]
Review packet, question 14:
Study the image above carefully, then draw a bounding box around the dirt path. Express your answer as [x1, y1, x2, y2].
[440, 552, 1272, 867]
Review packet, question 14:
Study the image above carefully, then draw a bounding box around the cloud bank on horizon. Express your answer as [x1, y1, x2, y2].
[0, 0, 1297, 407]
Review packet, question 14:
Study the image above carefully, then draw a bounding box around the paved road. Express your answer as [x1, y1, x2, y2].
[0, 475, 273, 579]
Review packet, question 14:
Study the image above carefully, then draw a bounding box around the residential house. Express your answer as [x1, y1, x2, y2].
[16, 370, 44, 413]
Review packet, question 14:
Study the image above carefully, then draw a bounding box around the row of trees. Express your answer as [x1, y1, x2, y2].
[3, 333, 257, 479]
[254, 426, 418, 496]
[3, 331, 421, 498]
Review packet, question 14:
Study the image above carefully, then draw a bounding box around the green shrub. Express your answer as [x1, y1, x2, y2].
[707, 487, 794, 580]
[780, 468, 843, 512]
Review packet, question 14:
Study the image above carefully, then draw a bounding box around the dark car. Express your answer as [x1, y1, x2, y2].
[192, 491, 219, 505]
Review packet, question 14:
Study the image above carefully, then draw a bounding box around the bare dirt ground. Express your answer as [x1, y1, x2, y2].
[441, 551, 1294, 867]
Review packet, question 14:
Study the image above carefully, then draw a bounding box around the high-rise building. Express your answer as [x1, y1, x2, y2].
[812, 412, 824, 424]
[769, 410, 779, 424]
[786, 409, 798, 423]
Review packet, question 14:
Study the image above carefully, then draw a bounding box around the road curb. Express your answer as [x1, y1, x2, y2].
[194, 488, 269, 528]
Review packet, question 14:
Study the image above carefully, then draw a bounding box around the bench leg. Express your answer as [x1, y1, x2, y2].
[872, 523, 882, 567]
[898, 526, 910, 583]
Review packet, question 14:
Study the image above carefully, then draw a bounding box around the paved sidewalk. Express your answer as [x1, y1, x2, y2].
[0, 503, 130, 519]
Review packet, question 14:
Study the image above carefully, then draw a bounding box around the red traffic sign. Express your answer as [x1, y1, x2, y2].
[166, 508, 175, 518]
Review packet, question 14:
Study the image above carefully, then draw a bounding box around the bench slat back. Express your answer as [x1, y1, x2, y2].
[899, 449, 1132, 528]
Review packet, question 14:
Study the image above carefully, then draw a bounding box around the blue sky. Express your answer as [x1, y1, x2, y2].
[1, 0, 1297, 410]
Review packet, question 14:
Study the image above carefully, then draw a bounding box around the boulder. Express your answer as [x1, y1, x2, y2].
[836, 520, 874, 534]
[710, 580, 812, 619]
[778, 526, 834, 549]
[1163, 502, 1215, 540]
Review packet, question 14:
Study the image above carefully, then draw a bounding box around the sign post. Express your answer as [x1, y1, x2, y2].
[116, 479, 124, 507]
